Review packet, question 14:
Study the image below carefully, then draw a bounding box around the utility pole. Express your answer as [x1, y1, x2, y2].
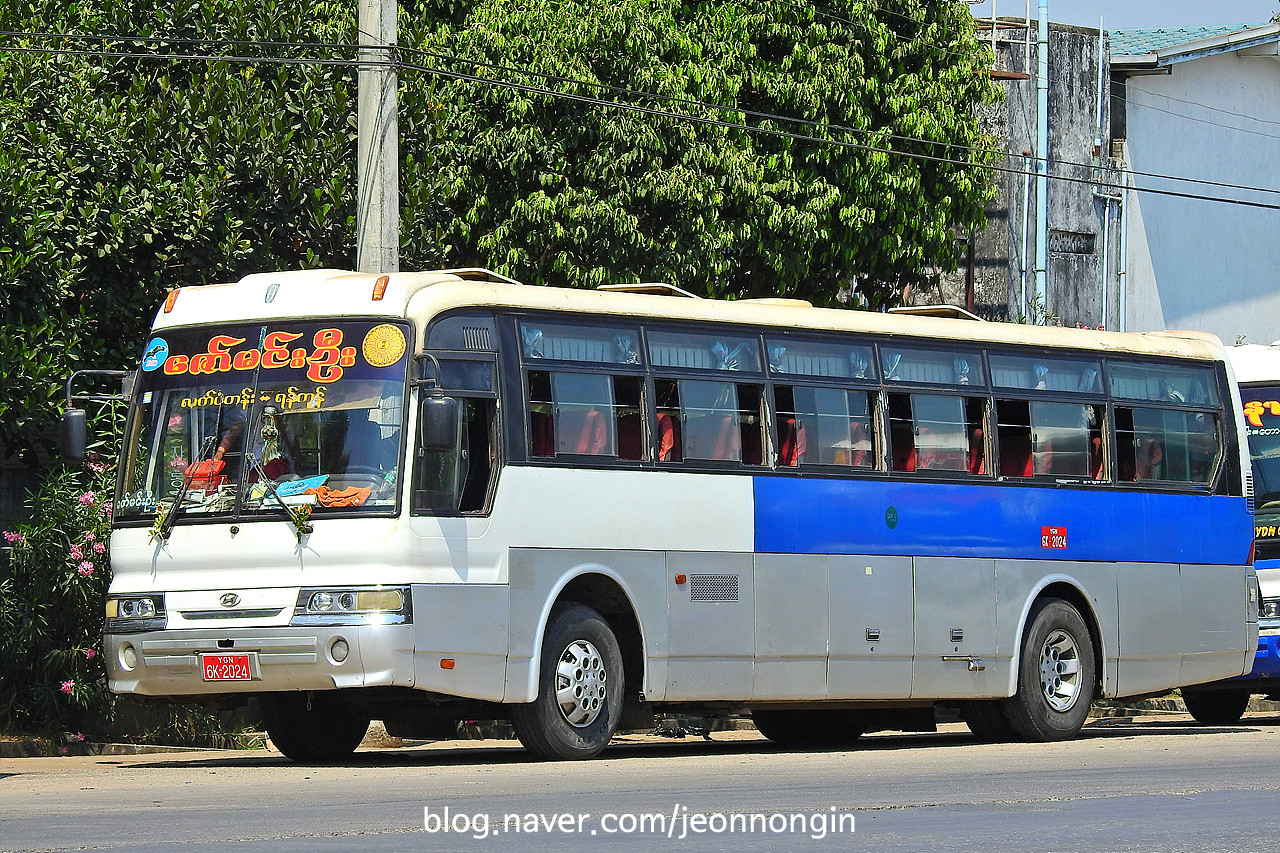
[1034, 0, 1049, 319]
[356, 0, 399, 274]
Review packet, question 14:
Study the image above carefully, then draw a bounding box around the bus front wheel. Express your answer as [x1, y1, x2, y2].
[263, 692, 370, 762]
[1182, 687, 1250, 725]
[511, 603, 624, 760]
[1004, 598, 1096, 741]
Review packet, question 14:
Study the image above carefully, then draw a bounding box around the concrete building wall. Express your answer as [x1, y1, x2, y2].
[939, 21, 1120, 329]
[1121, 50, 1280, 343]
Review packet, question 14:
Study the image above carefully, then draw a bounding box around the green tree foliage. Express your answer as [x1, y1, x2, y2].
[0, 1, 358, 465]
[1, 0, 999, 466]
[398, 0, 1002, 304]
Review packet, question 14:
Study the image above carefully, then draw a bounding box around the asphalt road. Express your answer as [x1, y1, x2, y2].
[3, 712, 1280, 853]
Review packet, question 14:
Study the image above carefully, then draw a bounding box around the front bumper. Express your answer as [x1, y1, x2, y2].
[1246, 630, 1280, 680]
[105, 623, 415, 697]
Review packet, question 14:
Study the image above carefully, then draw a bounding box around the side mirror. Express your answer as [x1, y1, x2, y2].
[419, 394, 461, 452]
[61, 408, 88, 463]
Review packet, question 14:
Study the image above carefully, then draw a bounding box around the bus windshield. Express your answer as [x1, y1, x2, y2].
[115, 319, 411, 523]
[1243, 383, 1280, 558]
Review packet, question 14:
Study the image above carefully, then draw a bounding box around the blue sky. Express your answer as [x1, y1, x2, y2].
[964, 1, 1276, 30]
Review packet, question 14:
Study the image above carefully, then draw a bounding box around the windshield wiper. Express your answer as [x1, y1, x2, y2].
[154, 434, 215, 542]
[245, 451, 314, 539]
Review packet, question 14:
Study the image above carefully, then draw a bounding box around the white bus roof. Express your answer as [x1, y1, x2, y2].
[154, 267, 1227, 363]
[1227, 342, 1280, 384]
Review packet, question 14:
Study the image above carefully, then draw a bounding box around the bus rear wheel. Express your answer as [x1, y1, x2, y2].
[511, 603, 624, 760]
[751, 709, 867, 747]
[959, 700, 1018, 742]
[263, 692, 370, 762]
[1182, 687, 1250, 725]
[1003, 598, 1096, 741]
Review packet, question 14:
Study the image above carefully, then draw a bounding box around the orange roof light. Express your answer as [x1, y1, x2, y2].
[372, 275, 390, 301]
[162, 289, 180, 313]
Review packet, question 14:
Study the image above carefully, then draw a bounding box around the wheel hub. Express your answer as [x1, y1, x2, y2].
[555, 639, 608, 727]
[1038, 628, 1082, 713]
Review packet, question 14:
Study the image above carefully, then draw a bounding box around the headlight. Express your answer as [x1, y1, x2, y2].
[292, 586, 410, 626]
[104, 594, 166, 634]
[1262, 598, 1280, 620]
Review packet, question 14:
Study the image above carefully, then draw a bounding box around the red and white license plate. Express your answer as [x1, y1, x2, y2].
[201, 653, 253, 681]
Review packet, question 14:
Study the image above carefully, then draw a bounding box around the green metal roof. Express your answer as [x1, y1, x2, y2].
[1111, 25, 1265, 56]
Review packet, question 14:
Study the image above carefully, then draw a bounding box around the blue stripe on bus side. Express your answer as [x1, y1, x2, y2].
[753, 477, 1252, 565]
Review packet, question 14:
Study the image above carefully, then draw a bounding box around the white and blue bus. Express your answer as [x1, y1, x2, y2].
[1177, 342, 1280, 724]
[82, 269, 1259, 760]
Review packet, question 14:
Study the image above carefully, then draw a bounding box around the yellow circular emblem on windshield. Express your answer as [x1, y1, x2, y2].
[362, 324, 406, 367]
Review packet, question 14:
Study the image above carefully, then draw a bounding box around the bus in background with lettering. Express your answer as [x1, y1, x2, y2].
[1177, 342, 1280, 723]
[71, 268, 1259, 760]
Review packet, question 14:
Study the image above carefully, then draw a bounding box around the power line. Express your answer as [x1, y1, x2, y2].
[3, 34, 1280, 211]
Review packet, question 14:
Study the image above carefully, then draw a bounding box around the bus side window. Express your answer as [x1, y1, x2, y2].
[459, 399, 496, 512]
[996, 400, 1033, 477]
[527, 371, 555, 457]
[776, 386, 876, 468]
[414, 397, 496, 515]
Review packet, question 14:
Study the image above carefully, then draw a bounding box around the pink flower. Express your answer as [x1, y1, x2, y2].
[69, 545, 84, 561]
[101, 502, 113, 517]
[73, 733, 85, 742]
[82, 648, 97, 660]
[78, 492, 96, 507]
[58, 747, 68, 756]
[60, 680, 75, 694]
[169, 457, 188, 471]
[93, 542, 106, 554]
[3, 530, 21, 544]
[89, 461, 107, 474]
[78, 561, 94, 577]
[168, 415, 184, 430]
[83, 531, 95, 542]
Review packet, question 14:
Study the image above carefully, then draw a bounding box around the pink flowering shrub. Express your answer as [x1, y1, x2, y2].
[0, 456, 113, 734]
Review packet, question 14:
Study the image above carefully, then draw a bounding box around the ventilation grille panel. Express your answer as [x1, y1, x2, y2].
[462, 326, 492, 350]
[689, 574, 739, 602]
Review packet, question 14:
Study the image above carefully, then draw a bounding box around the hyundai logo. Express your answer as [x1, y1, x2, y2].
[219, 593, 241, 608]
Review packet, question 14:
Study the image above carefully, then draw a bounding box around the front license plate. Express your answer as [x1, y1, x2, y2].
[201, 653, 253, 681]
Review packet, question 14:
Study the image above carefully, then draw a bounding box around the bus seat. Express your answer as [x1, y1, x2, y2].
[530, 409, 555, 457]
[999, 433, 1032, 478]
[617, 411, 642, 460]
[1033, 440, 1053, 475]
[343, 416, 394, 472]
[1090, 436, 1104, 478]
[1135, 437, 1164, 479]
[712, 414, 742, 461]
[893, 442, 917, 472]
[778, 417, 805, 466]
[968, 428, 985, 474]
[560, 408, 607, 455]
[657, 412, 680, 462]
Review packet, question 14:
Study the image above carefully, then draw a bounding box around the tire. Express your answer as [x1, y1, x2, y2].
[1002, 598, 1097, 741]
[511, 603, 624, 760]
[751, 709, 867, 747]
[959, 700, 1018, 742]
[263, 692, 370, 762]
[1182, 688, 1250, 725]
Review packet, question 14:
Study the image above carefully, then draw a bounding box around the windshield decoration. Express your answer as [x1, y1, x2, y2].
[143, 325, 406, 385]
